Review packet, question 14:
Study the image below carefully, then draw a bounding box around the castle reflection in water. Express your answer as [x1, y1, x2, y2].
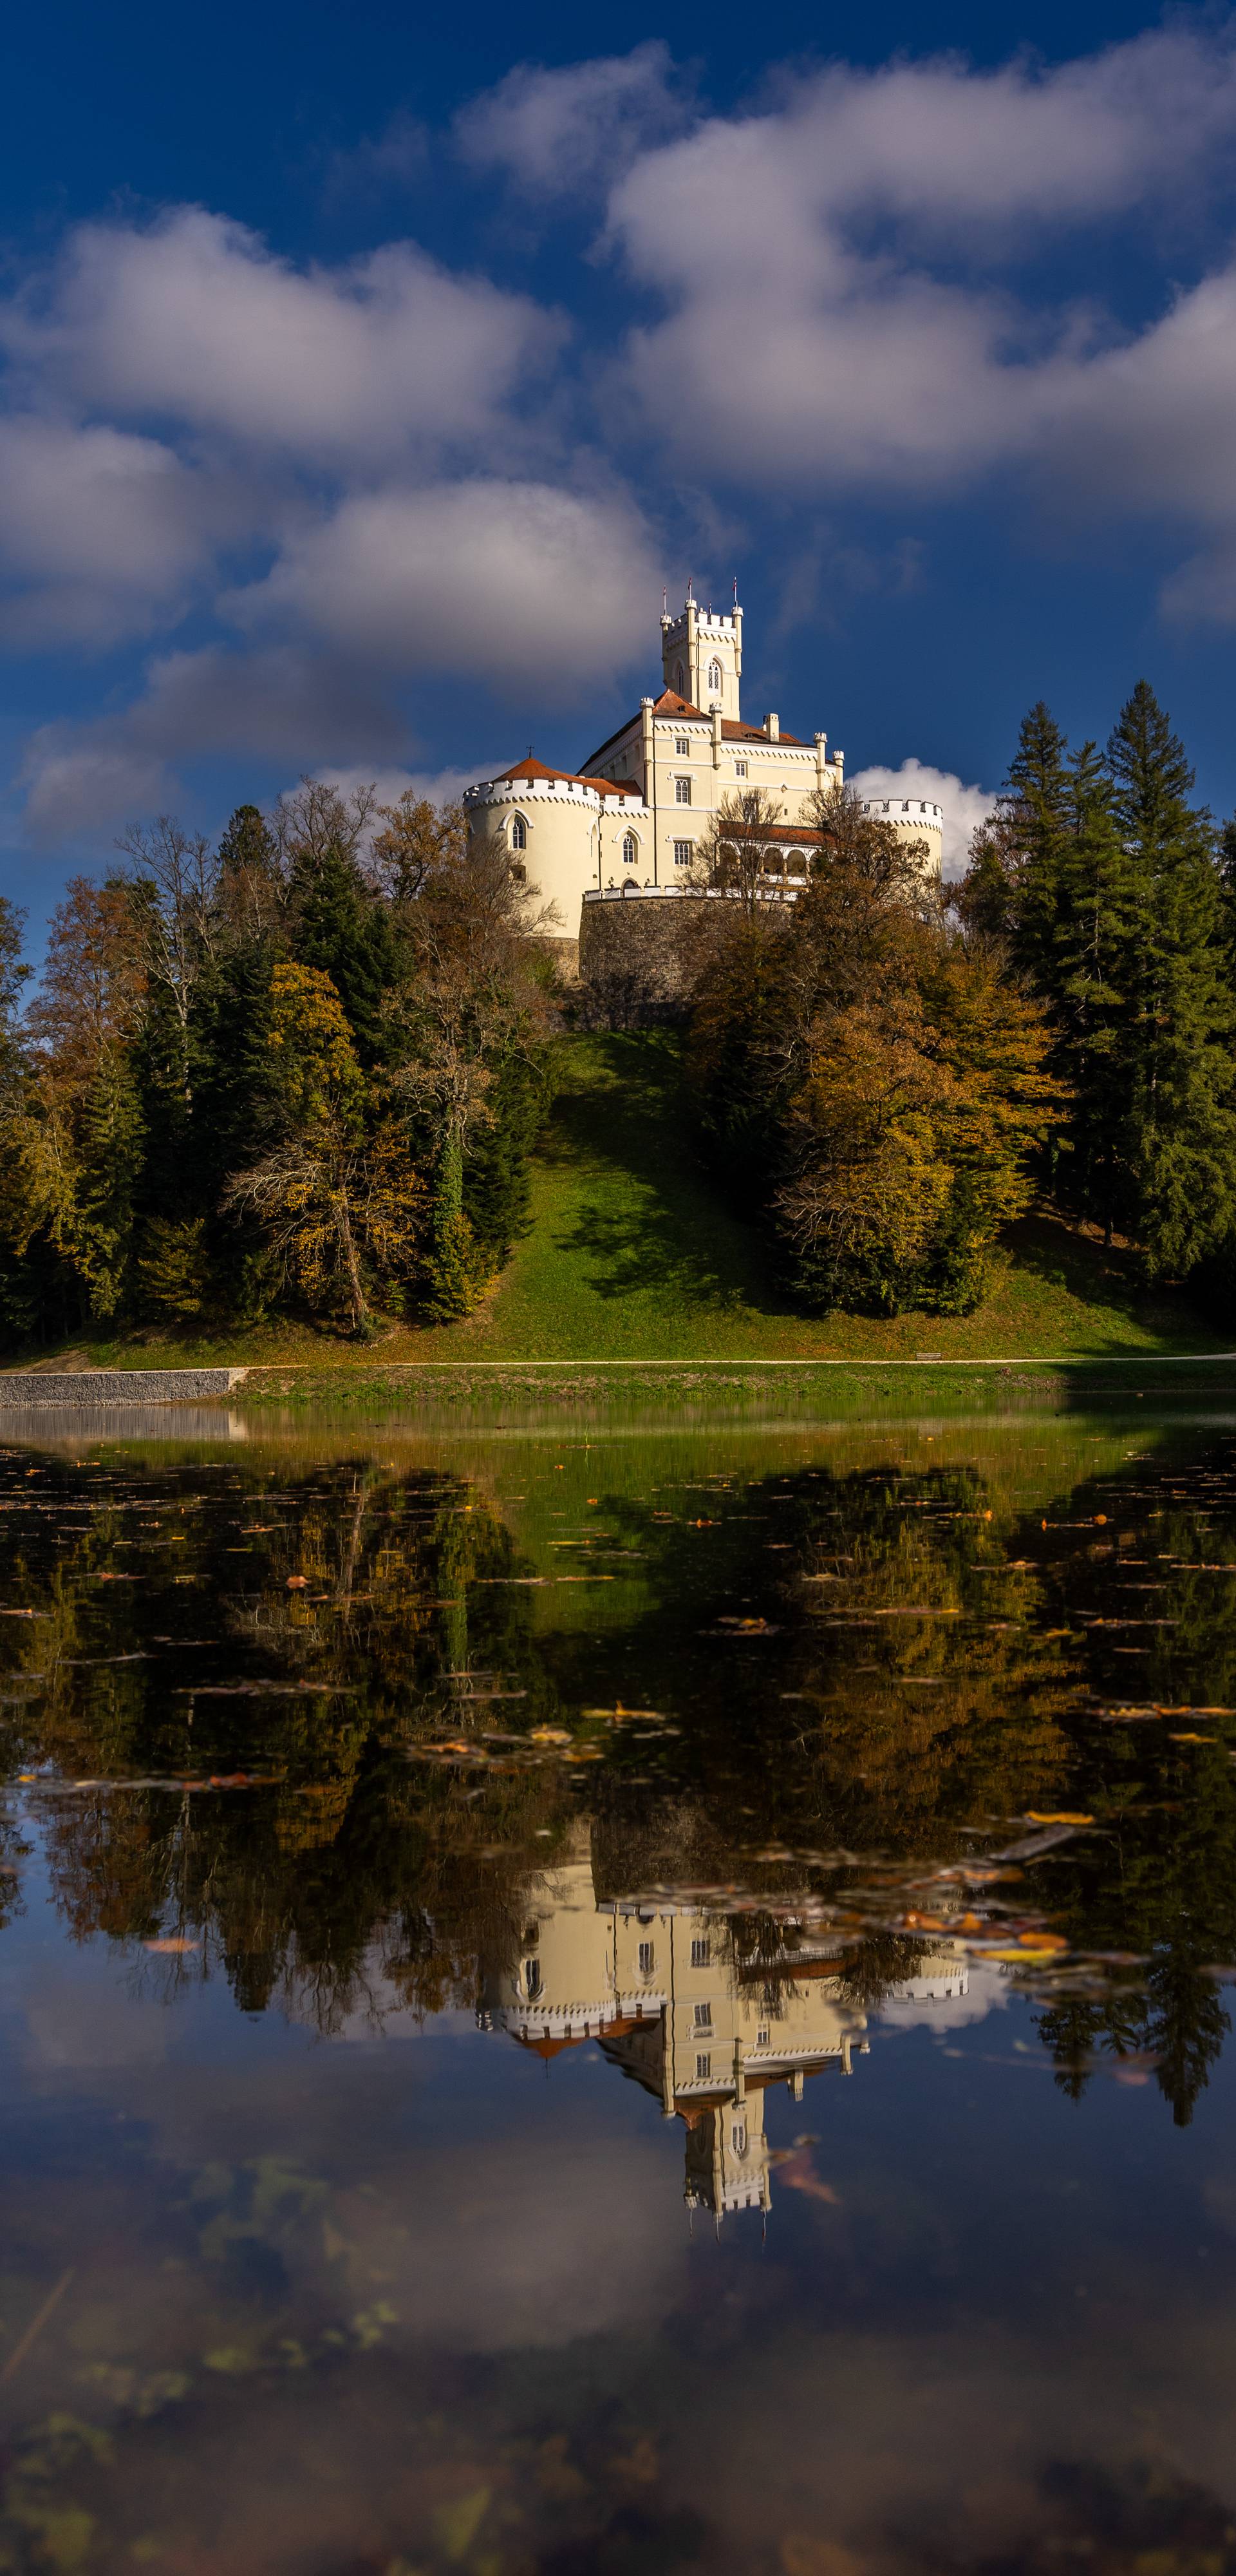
[478, 1828, 967, 2221]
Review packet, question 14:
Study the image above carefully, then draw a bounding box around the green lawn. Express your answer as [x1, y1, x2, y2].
[24, 1030, 1224, 1375]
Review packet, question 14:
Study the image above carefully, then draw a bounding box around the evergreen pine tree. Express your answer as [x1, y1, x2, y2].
[290, 842, 395, 1066]
[1105, 683, 1236, 1274]
[1217, 814, 1236, 972]
[1004, 701, 1073, 994]
[1045, 743, 1141, 1239]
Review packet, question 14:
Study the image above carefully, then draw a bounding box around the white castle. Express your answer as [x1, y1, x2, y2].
[478, 1824, 968, 2224]
[464, 587, 944, 935]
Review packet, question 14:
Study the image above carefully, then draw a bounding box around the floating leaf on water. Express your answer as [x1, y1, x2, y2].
[143, 1937, 198, 1954]
[432, 2488, 491, 2561]
[1025, 1812, 1094, 1826]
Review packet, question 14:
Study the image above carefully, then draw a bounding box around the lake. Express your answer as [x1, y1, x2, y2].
[1, 1388, 1235, 2575]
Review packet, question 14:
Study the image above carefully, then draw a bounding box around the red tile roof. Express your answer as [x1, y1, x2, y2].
[496, 756, 639, 799]
[579, 698, 811, 772]
[722, 719, 808, 746]
[707, 822, 827, 846]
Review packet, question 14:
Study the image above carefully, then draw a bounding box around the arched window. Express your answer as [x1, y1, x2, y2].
[510, 813, 527, 851]
[674, 662, 684, 696]
[708, 658, 722, 695]
[622, 831, 637, 866]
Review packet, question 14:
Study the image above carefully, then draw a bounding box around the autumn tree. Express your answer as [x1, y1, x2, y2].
[371, 792, 467, 907]
[221, 962, 422, 1334]
[0, 880, 147, 1325]
[691, 791, 1060, 1313]
[384, 828, 556, 1319]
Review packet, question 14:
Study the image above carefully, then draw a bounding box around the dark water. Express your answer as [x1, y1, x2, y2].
[3, 1396, 1236, 2576]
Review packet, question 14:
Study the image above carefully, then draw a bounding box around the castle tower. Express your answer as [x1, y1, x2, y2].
[661, 587, 743, 721]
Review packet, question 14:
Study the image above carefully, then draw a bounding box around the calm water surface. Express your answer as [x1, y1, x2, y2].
[2, 1394, 1236, 2575]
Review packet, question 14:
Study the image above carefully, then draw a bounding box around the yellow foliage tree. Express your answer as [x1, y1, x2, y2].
[222, 962, 422, 1334]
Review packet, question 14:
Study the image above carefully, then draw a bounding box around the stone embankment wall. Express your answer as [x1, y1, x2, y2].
[0, 1368, 247, 1406]
[577, 890, 791, 1027]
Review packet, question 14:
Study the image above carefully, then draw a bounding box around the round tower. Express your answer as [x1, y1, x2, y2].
[859, 795, 944, 879]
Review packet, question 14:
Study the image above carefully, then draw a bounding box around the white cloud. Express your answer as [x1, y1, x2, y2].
[231, 477, 661, 688]
[17, 23, 1236, 842]
[316, 762, 499, 811]
[0, 416, 228, 647]
[456, 42, 691, 200]
[604, 23, 1236, 531]
[19, 732, 175, 844]
[17, 647, 410, 845]
[850, 758, 996, 876]
[2, 209, 559, 466]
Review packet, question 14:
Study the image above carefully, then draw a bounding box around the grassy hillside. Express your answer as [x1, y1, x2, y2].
[9, 1031, 1223, 1370]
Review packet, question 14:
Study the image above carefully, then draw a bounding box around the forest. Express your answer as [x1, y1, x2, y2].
[1, 678, 1234, 1341]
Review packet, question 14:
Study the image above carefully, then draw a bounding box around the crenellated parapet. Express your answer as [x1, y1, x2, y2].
[859, 794, 944, 877]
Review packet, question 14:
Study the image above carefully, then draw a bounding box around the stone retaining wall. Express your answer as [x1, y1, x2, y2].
[577, 891, 791, 1026]
[0, 1368, 247, 1407]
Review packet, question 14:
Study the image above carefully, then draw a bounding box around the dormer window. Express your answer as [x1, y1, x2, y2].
[510, 813, 527, 851]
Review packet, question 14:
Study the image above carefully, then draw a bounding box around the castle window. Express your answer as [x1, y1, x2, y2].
[690, 1938, 710, 1968]
[757, 2028, 770, 2047]
[510, 813, 527, 851]
[693, 2002, 712, 2031]
[525, 1960, 542, 1999]
[673, 840, 693, 868]
[675, 662, 684, 695]
[708, 659, 722, 694]
[675, 776, 692, 806]
[731, 2123, 746, 2155]
[675, 735, 691, 756]
[638, 1940, 655, 1975]
[735, 761, 747, 779]
[622, 831, 637, 867]
[695, 2052, 711, 2080]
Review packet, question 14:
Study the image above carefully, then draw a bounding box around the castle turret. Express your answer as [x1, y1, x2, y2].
[661, 586, 743, 721]
[859, 794, 944, 880]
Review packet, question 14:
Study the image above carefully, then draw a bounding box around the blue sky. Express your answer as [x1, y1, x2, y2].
[6, 0, 1236, 937]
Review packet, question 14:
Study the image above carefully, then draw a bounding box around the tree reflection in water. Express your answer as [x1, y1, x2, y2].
[1, 1419, 1235, 2570]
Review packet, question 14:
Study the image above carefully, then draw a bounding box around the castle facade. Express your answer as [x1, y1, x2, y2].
[463, 588, 944, 936]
